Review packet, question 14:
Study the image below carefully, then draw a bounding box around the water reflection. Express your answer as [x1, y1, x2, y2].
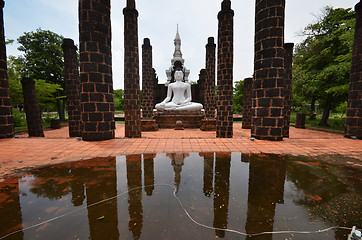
[245, 154, 286, 240]
[0, 153, 360, 240]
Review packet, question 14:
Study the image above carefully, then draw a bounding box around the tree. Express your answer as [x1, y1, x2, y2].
[233, 80, 244, 114]
[114, 89, 124, 111]
[16, 28, 65, 119]
[7, 55, 62, 111]
[293, 7, 355, 126]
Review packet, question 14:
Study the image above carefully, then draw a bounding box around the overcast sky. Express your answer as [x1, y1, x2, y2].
[4, 0, 357, 89]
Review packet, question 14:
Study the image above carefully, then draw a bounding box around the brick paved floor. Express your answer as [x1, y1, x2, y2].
[0, 123, 361, 181]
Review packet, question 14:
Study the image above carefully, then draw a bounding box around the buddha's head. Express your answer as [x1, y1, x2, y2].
[174, 70, 184, 82]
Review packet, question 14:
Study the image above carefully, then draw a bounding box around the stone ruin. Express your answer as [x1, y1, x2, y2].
[0, 0, 361, 140]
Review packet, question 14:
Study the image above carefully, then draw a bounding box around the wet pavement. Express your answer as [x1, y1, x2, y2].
[0, 152, 361, 240]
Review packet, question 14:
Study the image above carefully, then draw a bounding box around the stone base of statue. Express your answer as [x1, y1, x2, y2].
[200, 119, 216, 131]
[154, 110, 205, 128]
[141, 119, 159, 131]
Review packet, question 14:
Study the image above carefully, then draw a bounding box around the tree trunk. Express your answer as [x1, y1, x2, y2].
[310, 97, 317, 120]
[318, 94, 333, 127]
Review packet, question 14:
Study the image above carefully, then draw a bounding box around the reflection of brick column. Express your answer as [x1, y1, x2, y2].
[21, 77, 44, 137]
[79, 0, 115, 141]
[252, 0, 285, 141]
[0, 1, 14, 139]
[283, 43, 294, 138]
[213, 152, 231, 238]
[62, 38, 82, 137]
[345, 1, 362, 139]
[242, 78, 253, 129]
[124, 0, 141, 138]
[217, 0, 234, 138]
[205, 37, 216, 119]
[142, 38, 153, 119]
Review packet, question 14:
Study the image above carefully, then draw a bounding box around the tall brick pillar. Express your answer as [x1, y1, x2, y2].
[216, 0, 234, 138]
[283, 43, 294, 138]
[345, 1, 362, 139]
[142, 38, 153, 119]
[62, 38, 82, 137]
[242, 78, 253, 129]
[21, 77, 44, 137]
[199, 69, 206, 106]
[79, 0, 115, 141]
[0, 0, 14, 138]
[124, 0, 141, 138]
[205, 37, 216, 119]
[252, 0, 285, 141]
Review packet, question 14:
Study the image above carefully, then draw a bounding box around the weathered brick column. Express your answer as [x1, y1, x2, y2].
[124, 0, 141, 138]
[199, 69, 206, 106]
[205, 37, 216, 119]
[283, 43, 294, 138]
[252, 0, 285, 141]
[216, 0, 234, 138]
[345, 1, 362, 139]
[242, 78, 253, 129]
[0, 0, 14, 138]
[79, 0, 115, 141]
[21, 77, 44, 137]
[62, 38, 82, 137]
[142, 38, 153, 119]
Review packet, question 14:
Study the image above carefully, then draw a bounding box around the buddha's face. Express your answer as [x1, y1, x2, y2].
[174, 71, 183, 81]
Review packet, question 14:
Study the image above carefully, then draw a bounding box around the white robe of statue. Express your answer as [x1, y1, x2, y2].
[155, 70, 203, 111]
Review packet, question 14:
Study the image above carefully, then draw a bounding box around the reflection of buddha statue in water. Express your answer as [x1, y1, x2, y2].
[155, 70, 203, 111]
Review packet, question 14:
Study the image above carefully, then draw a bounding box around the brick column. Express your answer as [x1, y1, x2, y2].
[345, 1, 362, 139]
[205, 37, 216, 119]
[252, 0, 285, 141]
[124, 0, 141, 138]
[142, 38, 153, 119]
[242, 78, 253, 129]
[21, 77, 44, 137]
[62, 38, 82, 137]
[216, 0, 234, 138]
[199, 69, 206, 106]
[283, 43, 294, 138]
[0, 0, 14, 138]
[79, 0, 115, 141]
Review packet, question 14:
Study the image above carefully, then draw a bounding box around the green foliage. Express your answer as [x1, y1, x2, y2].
[12, 108, 26, 128]
[293, 6, 355, 125]
[34, 79, 62, 111]
[17, 28, 64, 86]
[233, 80, 244, 114]
[114, 89, 124, 111]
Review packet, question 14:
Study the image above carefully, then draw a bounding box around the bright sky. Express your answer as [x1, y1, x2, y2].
[4, 0, 357, 89]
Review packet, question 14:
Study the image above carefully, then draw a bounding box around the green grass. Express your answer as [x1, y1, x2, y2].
[290, 112, 345, 132]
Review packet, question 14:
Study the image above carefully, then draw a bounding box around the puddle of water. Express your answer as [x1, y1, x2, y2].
[0, 153, 361, 240]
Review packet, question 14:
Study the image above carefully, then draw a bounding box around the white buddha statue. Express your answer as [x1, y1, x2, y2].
[155, 70, 203, 111]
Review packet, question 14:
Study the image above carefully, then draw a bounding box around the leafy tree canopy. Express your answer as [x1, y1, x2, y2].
[293, 6, 355, 125]
[233, 79, 244, 114]
[17, 28, 64, 86]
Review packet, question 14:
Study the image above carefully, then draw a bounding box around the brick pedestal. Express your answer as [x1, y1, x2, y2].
[242, 78, 253, 129]
[21, 78, 44, 137]
[79, 0, 115, 141]
[141, 119, 158, 131]
[154, 110, 205, 128]
[0, 0, 14, 138]
[62, 38, 82, 137]
[142, 38, 154, 119]
[345, 1, 362, 139]
[216, 0, 234, 138]
[205, 37, 216, 120]
[283, 43, 294, 138]
[124, 0, 141, 138]
[200, 119, 216, 131]
[252, 0, 285, 141]
[295, 113, 306, 129]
